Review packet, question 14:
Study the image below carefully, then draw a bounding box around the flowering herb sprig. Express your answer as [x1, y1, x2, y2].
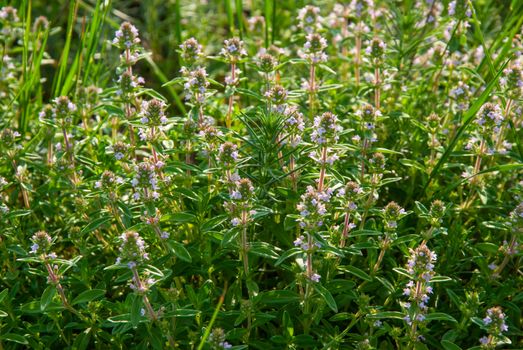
[179, 37, 208, 128]
[217, 141, 240, 186]
[491, 202, 522, 277]
[76, 85, 102, 131]
[137, 98, 169, 178]
[478, 307, 509, 349]
[418, 200, 447, 244]
[255, 48, 280, 92]
[131, 161, 161, 201]
[337, 181, 363, 247]
[0, 128, 30, 208]
[116, 230, 157, 320]
[179, 37, 203, 68]
[224, 178, 256, 277]
[426, 112, 442, 168]
[295, 186, 333, 281]
[208, 328, 233, 349]
[309, 112, 342, 192]
[51, 96, 79, 185]
[373, 201, 407, 273]
[221, 37, 247, 128]
[467, 103, 504, 182]
[112, 22, 144, 152]
[281, 106, 305, 190]
[297, 5, 323, 34]
[348, 1, 372, 86]
[299, 32, 328, 118]
[94, 170, 125, 228]
[29, 231, 72, 311]
[402, 244, 437, 344]
[365, 37, 387, 109]
[354, 104, 382, 181]
[359, 152, 387, 229]
[264, 84, 287, 114]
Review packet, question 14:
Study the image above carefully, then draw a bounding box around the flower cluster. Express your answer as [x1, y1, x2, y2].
[30, 230, 55, 258]
[217, 142, 239, 169]
[310, 112, 342, 145]
[116, 230, 148, 267]
[476, 103, 503, 135]
[198, 122, 224, 158]
[402, 244, 437, 328]
[353, 104, 381, 144]
[109, 141, 131, 161]
[138, 99, 168, 142]
[337, 182, 364, 240]
[112, 22, 140, 50]
[499, 62, 523, 100]
[94, 170, 123, 199]
[264, 84, 287, 113]
[0, 6, 21, 39]
[112, 22, 144, 123]
[296, 185, 332, 230]
[141, 208, 169, 240]
[365, 38, 386, 63]
[256, 52, 278, 74]
[220, 37, 247, 64]
[449, 81, 472, 112]
[428, 200, 446, 227]
[181, 66, 209, 105]
[479, 307, 509, 349]
[509, 202, 523, 228]
[281, 106, 305, 148]
[131, 161, 160, 201]
[299, 33, 328, 64]
[297, 5, 323, 34]
[115, 71, 145, 103]
[179, 37, 203, 66]
[0, 128, 21, 149]
[52, 96, 76, 127]
[448, 0, 472, 18]
[208, 328, 232, 350]
[224, 178, 256, 227]
[382, 201, 407, 233]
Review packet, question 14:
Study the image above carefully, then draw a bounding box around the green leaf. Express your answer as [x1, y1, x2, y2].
[257, 290, 300, 305]
[0, 289, 8, 303]
[367, 311, 405, 320]
[1, 333, 28, 345]
[313, 283, 338, 313]
[393, 267, 411, 278]
[167, 212, 197, 223]
[274, 247, 302, 266]
[169, 241, 192, 262]
[40, 285, 56, 311]
[350, 229, 383, 237]
[249, 242, 280, 260]
[283, 310, 294, 337]
[72, 289, 106, 306]
[430, 276, 453, 283]
[475, 242, 500, 254]
[425, 312, 457, 323]
[339, 265, 372, 281]
[441, 340, 463, 350]
[131, 294, 143, 327]
[80, 216, 112, 236]
[414, 201, 429, 215]
[0, 310, 7, 317]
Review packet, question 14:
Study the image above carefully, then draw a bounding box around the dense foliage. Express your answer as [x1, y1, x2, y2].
[0, 0, 522, 349]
